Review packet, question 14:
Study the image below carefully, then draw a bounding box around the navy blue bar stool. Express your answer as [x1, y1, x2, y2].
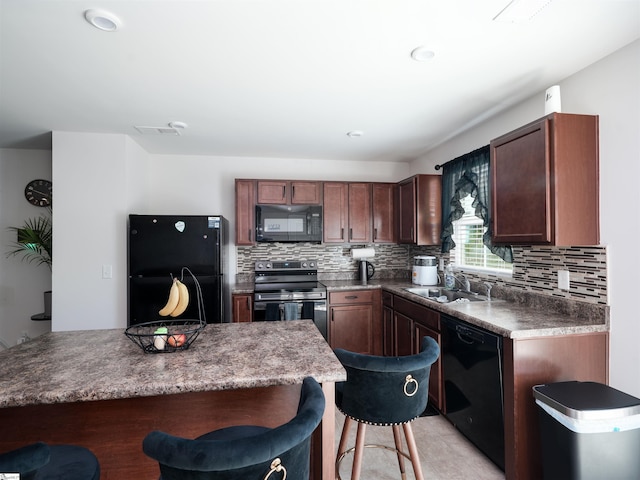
[142, 376, 325, 479]
[334, 336, 440, 480]
[0, 442, 100, 480]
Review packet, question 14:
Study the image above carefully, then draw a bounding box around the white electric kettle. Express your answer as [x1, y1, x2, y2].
[412, 256, 439, 285]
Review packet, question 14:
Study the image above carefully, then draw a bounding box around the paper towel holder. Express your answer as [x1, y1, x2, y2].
[351, 247, 375, 260]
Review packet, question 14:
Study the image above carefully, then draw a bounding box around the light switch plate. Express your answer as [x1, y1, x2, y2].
[558, 270, 570, 290]
[102, 264, 112, 279]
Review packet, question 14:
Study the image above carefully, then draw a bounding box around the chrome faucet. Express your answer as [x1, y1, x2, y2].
[454, 274, 471, 292]
[483, 282, 493, 301]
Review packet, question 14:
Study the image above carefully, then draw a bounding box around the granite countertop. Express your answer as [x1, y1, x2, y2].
[232, 279, 609, 339]
[0, 321, 346, 409]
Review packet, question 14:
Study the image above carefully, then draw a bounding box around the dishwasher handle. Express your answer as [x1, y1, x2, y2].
[455, 324, 485, 345]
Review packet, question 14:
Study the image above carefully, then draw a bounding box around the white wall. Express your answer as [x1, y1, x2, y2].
[0, 149, 52, 347]
[412, 39, 640, 397]
[52, 132, 150, 331]
[51, 135, 409, 331]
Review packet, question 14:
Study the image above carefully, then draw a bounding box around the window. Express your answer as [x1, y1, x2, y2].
[450, 195, 512, 273]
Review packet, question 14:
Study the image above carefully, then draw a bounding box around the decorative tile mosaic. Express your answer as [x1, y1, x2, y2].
[236, 244, 608, 305]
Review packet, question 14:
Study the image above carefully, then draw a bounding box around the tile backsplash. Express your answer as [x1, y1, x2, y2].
[237, 244, 608, 305]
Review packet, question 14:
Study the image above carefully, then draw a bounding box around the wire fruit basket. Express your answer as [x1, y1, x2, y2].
[125, 267, 206, 353]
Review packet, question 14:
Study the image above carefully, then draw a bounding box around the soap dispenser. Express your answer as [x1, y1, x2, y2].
[444, 263, 455, 290]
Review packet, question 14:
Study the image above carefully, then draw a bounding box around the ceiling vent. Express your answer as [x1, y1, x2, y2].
[134, 122, 187, 136]
[493, 0, 554, 23]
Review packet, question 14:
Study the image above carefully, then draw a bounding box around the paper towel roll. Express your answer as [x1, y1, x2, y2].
[351, 247, 375, 259]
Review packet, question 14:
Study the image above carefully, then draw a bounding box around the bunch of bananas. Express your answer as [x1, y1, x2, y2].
[158, 278, 190, 317]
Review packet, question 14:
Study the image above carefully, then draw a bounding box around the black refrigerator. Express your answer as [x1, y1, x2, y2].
[128, 215, 229, 326]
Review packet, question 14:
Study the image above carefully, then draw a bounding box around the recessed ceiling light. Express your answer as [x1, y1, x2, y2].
[411, 46, 435, 62]
[84, 9, 122, 32]
[347, 131, 364, 138]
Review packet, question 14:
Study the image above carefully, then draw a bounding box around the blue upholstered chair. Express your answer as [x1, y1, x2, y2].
[334, 336, 440, 480]
[142, 376, 325, 479]
[0, 441, 100, 480]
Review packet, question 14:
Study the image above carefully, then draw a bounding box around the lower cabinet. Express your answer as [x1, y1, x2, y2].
[329, 289, 382, 355]
[231, 293, 253, 323]
[384, 293, 444, 411]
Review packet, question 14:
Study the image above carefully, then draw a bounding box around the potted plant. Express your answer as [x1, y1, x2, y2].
[6, 208, 52, 317]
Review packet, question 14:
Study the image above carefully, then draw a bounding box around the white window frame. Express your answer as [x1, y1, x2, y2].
[450, 195, 513, 275]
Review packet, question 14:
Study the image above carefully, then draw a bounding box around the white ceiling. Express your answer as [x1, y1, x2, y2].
[1, 0, 639, 162]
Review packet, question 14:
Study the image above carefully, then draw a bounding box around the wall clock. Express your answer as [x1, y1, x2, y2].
[24, 179, 52, 207]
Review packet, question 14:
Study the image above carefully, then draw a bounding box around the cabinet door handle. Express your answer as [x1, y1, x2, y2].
[345, 295, 358, 300]
[374, 228, 377, 240]
[341, 228, 344, 241]
[248, 229, 252, 242]
[246, 297, 250, 309]
[292, 185, 295, 199]
[282, 186, 286, 199]
[349, 228, 353, 240]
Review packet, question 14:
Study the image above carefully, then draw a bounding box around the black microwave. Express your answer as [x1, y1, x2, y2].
[255, 204, 322, 243]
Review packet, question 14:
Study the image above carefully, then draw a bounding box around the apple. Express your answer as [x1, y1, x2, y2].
[167, 333, 186, 348]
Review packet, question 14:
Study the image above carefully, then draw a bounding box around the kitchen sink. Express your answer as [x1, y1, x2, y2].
[404, 287, 487, 303]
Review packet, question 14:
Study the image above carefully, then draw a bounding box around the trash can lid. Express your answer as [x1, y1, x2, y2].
[533, 381, 640, 420]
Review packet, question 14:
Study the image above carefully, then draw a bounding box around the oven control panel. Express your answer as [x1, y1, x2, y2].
[255, 260, 317, 271]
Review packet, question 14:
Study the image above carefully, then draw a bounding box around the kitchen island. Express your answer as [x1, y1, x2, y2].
[0, 321, 346, 480]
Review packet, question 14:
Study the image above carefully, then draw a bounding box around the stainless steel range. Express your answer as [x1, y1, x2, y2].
[253, 260, 327, 340]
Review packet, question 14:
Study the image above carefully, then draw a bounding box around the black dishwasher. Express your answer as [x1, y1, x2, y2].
[441, 314, 505, 470]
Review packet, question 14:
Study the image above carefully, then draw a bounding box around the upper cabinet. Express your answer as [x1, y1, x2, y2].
[257, 180, 322, 205]
[490, 113, 599, 246]
[235, 179, 256, 246]
[397, 174, 442, 245]
[323, 182, 372, 243]
[372, 183, 397, 243]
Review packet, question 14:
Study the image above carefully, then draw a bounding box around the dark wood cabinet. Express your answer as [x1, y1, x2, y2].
[322, 182, 348, 243]
[231, 293, 253, 322]
[384, 294, 443, 411]
[503, 332, 608, 480]
[372, 183, 397, 243]
[490, 113, 599, 245]
[257, 180, 321, 205]
[397, 174, 441, 245]
[235, 179, 256, 245]
[382, 291, 394, 357]
[413, 311, 442, 410]
[328, 289, 381, 355]
[347, 183, 372, 243]
[323, 182, 372, 243]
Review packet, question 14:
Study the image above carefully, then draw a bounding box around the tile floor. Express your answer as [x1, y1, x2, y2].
[334, 411, 505, 480]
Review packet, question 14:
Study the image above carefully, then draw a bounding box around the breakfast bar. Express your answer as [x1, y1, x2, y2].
[0, 321, 346, 480]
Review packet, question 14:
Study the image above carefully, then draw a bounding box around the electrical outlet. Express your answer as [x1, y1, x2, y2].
[558, 270, 570, 290]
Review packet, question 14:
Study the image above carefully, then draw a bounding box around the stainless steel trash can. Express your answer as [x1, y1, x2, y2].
[533, 381, 640, 480]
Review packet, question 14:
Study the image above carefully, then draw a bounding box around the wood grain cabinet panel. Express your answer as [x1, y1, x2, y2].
[397, 175, 441, 245]
[323, 182, 372, 244]
[329, 289, 381, 355]
[231, 293, 253, 322]
[372, 183, 397, 243]
[235, 179, 256, 245]
[257, 180, 322, 205]
[491, 113, 599, 245]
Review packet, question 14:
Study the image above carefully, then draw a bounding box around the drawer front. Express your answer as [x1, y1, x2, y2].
[394, 296, 440, 331]
[329, 289, 375, 305]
